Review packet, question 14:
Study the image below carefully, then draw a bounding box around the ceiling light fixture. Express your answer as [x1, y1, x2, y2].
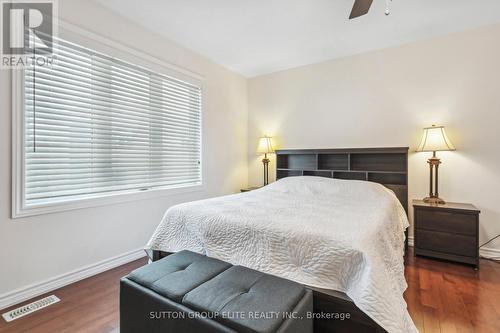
[385, 0, 392, 16]
[349, 0, 393, 19]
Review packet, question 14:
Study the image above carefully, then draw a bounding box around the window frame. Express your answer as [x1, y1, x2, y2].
[12, 21, 206, 218]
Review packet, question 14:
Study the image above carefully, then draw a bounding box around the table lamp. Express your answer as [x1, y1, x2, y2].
[416, 125, 456, 204]
[257, 136, 274, 186]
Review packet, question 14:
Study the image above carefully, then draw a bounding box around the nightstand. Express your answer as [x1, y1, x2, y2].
[240, 186, 262, 193]
[413, 200, 480, 269]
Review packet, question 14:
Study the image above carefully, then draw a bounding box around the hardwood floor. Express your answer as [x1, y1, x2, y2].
[0, 251, 499, 333]
[404, 251, 500, 333]
[0, 257, 148, 333]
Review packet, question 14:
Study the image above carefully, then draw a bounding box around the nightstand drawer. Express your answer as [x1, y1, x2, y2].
[415, 209, 476, 235]
[416, 229, 477, 257]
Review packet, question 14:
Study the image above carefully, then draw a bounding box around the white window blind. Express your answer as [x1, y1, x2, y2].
[24, 37, 202, 207]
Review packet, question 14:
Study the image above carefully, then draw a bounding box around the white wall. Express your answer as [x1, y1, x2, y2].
[248, 23, 500, 253]
[0, 0, 248, 303]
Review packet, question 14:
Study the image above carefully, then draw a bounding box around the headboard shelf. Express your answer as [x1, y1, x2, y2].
[275, 147, 409, 212]
[334, 171, 367, 181]
[318, 154, 349, 170]
[350, 153, 407, 172]
[277, 168, 407, 174]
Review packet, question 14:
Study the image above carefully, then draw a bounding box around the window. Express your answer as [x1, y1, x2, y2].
[16, 36, 202, 214]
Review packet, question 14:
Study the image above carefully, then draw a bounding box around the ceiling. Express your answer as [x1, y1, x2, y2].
[95, 0, 500, 77]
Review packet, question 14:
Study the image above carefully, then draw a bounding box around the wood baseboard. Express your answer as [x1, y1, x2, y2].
[0, 248, 146, 310]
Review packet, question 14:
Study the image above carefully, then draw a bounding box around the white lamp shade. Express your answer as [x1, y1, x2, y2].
[416, 125, 456, 152]
[257, 136, 274, 154]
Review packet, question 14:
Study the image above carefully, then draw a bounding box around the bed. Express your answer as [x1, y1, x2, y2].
[146, 147, 417, 333]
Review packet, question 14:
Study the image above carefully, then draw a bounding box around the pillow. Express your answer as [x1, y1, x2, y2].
[266, 175, 390, 199]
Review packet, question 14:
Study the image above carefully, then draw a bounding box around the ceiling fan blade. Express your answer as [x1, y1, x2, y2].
[349, 0, 374, 19]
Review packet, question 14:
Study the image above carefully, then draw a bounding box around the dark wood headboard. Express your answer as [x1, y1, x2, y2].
[275, 147, 409, 213]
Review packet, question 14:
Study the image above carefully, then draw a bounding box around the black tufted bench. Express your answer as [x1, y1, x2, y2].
[120, 250, 313, 333]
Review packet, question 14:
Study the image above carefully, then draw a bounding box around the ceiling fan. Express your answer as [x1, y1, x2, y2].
[349, 0, 392, 19]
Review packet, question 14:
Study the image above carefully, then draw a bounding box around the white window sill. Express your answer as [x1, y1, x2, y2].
[12, 184, 205, 218]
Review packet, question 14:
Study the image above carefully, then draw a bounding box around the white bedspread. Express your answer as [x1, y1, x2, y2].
[146, 176, 417, 333]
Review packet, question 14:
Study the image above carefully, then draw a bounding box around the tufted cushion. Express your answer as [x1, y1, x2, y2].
[127, 250, 231, 302]
[182, 265, 306, 333]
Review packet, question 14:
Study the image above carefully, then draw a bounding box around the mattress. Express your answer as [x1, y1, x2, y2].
[146, 176, 418, 333]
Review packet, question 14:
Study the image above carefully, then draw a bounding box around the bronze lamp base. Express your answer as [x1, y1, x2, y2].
[423, 196, 446, 205]
[424, 151, 446, 205]
[262, 154, 270, 186]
